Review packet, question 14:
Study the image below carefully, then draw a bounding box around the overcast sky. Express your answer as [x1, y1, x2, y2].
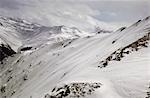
[0, 0, 149, 31]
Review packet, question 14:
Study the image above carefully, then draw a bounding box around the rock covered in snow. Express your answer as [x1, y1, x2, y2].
[45, 82, 102, 98]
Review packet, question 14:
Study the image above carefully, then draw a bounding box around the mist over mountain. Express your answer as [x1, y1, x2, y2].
[0, 1, 150, 98]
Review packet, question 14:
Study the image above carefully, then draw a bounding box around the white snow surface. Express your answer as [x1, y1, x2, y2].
[0, 16, 150, 98]
[0, 16, 94, 51]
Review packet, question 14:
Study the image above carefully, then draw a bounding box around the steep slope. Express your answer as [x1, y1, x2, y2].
[0, 15, 94, 48]
[0, 16, 150, 98]
[0, 17, 22, 52]
[0, 39, 16, 63]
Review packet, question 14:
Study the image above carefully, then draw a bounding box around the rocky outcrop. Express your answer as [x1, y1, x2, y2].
[44, 82, 102, 98]
[0, 43, 16, 63]
[95, 26, 112, 34]
[116, 27, 126, 32]
[146, 83, 150, 98]
[98, 32, 150, 68]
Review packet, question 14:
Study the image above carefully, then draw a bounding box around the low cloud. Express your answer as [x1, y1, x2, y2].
[0, 0, 149, 31]
[0, 0, 24, 10]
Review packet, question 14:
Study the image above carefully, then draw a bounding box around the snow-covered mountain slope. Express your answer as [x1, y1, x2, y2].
[0, 15, 94, 49]
[0, 18, 22, 51]
[23, 25, 94, 47]
[0, 16, 150, 98]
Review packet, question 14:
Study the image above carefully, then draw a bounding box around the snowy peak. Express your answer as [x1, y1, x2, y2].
[0, 15, 40, 29]
[48, 25, 92, 39]
[0, 15, 94, 62]
[0, 15, 93, 44]
[0, 15, 95, 51]
[47, 25, 91, 37]
[0, 15, 43, 39]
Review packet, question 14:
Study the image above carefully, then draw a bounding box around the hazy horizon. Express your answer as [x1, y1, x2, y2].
[0, 0, 149, 31]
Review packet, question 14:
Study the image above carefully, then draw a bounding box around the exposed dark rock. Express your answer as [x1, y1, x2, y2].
[0, 22, 3, 26]
[63, 39, 75, 48]
[145, 83, 150, 98]
[47, 82, 102, 98]
[0, 85, 6, 93]
[23, 74, 28, 81]
[145, 16, 150, 20]
[0, 44, 16, 62]
[135, 20, 141, 26]
[102, 61, 108, 67]
[20, 47, 32, 51]
[6, 76, 13, 82]
[112, 40, 116, 44]
[99, 32, 150, 68]
[120, 27, 126, 31]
